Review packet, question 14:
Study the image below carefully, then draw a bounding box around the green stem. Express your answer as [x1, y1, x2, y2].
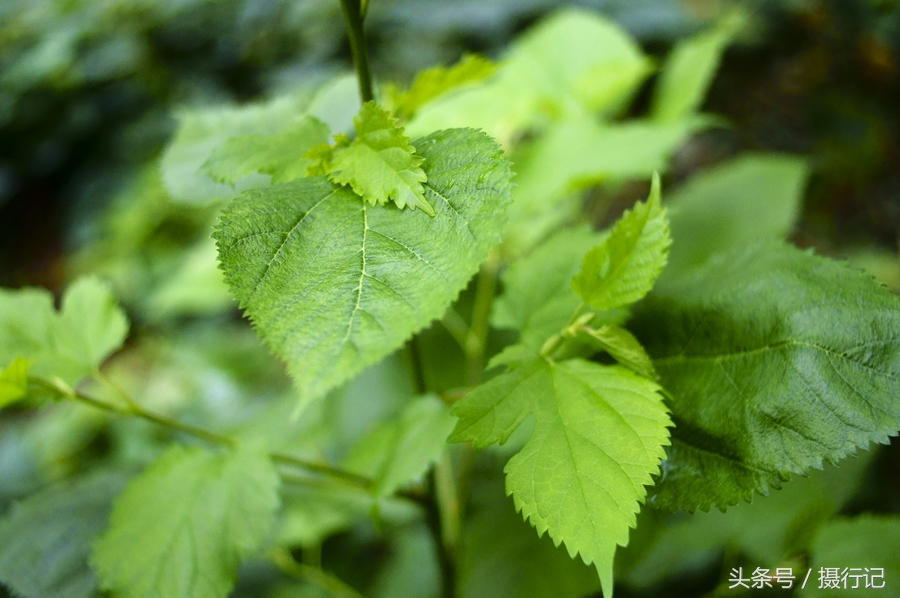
[271, 548, 365, 598]
[440, 308, 471, 353]
[465, 256, 500, 387]
[426, 465, 458, 598]
[339, 0, 374, 103]
[407, 335, 458, 596]
[31, 376, 373, 490]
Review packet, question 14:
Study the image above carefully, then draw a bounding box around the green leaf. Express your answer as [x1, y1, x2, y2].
[345, 395, 455, 498]
[277, 478, 419, 549]
[631, 242, 900, 512]
[576, 325, 657, 380]
[573, 175, 671, 310]
[0, 358, 29, 409]
[406, 9, 651, 143]
[92, 445, 280, 598]
[146, 237, 234, 320]
[393, 54, 496, 119]
[652, 12, 744, 122]
[200, 116, 331, 185]
[621, 450, 875, 589]
[451, 356, 671, 595]
[664, 153, 809, 276]
[500, 8, 651, 116]
[161, 76, 361, 205]
[215, 128, 512, 403]
[504, 116, 695, 257]
[0, 276, 128, 387]
[329, 102, 434, 216]
[460, 473, 601, 598]
[802, 515, 900, 596]
[493, 226, 605, 350]
[0, 471, 127, 598]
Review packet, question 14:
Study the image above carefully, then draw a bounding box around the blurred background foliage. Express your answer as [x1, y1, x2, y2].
[0, 0, 899, 597]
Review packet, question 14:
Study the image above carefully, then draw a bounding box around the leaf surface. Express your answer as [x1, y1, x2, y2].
[200, 116, 331, 185]
[802, 515, 900, 596]
[652, 13, 742, 122]
[504, 117, 694, 257]
[406, 9, 650, 142]
[664, 153, 809, 276]
[329, 102, 434, 215]
[631, 242, 900, 511]
[161, 76, 360, 205]
[92, 446, 279, 598]
[622, 451, 875, 589]
[0, 277, 128, 387]
[573, 175, 671, 310]
[0, 472, 127, 598]
[577, 325, 657, 380]
[393, 54, 496, 119]
[0, 358, 29, 408]
[492, 226, 604, 350]
[215, 128, 512, 403]
[345, 395, 455, 498]
[451, 356, 671, 595]
[460, 473, 601, 598]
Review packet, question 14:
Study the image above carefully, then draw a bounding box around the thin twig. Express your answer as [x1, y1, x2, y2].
[271, 548, 365, 598]
[31, 375, 380, 490]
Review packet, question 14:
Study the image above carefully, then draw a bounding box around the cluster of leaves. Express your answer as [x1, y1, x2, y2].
[1, 7, 900, 598]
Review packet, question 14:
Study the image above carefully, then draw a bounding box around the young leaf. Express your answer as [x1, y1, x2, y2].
[0, 358, 29, 409]
[572, 175, 671, 310]
[393, 53, 496, 119]
[92, 446, 279, 598]
[0, 277, 128, 387]
[0, 471, 127, 598]
[329, 102, 434, 216]
[345, 395, 455, 498]
[652, 12, 744, 122]
[664, 153, 809, 276]
[215, 128, 512, 404]
[803, 515, 900, 597]
[451, 356, 671, 596]
[576, 325, 657, 380]
[631, 242, 900, 512]
[200, 116, 331, 185]
[492, 226, 605, 350]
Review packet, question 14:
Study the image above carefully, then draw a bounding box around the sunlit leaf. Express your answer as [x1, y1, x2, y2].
[452, 355, 671, 595]
[573, 175, 671, 310]
[215, 128, 511, 404]
[0, 277, 128, 387]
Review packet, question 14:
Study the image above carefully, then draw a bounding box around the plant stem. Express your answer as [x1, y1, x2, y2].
[407, 333, 458, 596]
[271, 548, 365, 598]
[426, 465, 458, 598]
[465, 255, 500, 387]
[338, 0, 374, 103]
[31, 375, 373, 490]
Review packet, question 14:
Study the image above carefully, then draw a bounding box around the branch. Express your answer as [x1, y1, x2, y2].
[30, 376, 374, 491]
